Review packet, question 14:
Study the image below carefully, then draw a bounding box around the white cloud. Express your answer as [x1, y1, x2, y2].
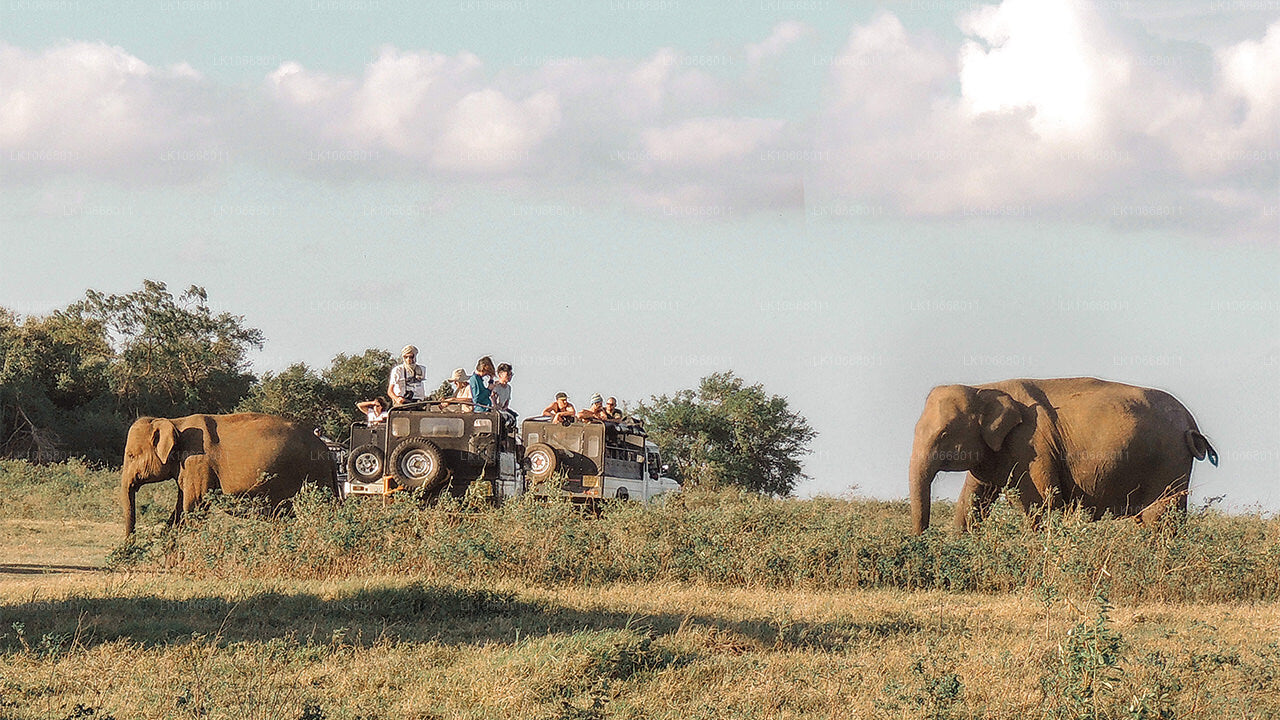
[958, 0, 1129, 138]
[746, 21, 811, 66]
[0, 42, 220, 180]
[1, 5, 1276, 235]
[814, 1, 1280, 234]
[640, 117, 785, 170]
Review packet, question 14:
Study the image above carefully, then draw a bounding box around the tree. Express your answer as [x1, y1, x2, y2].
[237, 349, 397, 440]
[70, 280, 264, 418]
[236, 363, 329, 433]
[0, 307, 116, 461]
[633, 371, 816, 496]
[321, 348, 396, 436]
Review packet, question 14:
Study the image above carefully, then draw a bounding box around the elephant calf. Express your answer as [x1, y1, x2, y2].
[908, 377, 1217, 534]
[122, 413, 340, 536]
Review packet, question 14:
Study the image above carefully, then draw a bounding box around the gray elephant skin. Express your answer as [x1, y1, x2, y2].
[908, 377, 1217, 534]
[122, 413, 340, 536]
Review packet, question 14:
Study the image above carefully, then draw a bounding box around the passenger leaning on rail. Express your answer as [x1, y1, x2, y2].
[577, 393, 607, 423]
[543, 392, 576, 424]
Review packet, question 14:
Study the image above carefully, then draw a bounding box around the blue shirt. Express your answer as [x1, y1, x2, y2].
[469, 374, 491, 411]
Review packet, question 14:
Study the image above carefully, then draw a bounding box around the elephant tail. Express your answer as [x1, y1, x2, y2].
[1186, 431, 1219, 467]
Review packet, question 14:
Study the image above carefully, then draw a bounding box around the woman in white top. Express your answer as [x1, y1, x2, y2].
[356, 397, 389, 424]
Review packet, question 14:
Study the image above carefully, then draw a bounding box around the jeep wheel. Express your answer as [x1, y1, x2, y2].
[348, 444, 384, 483]
[389, 438, 446, 491]
[525, 443, 558, 483]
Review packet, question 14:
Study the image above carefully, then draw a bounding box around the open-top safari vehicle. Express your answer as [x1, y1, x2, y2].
[344, 400, 522, 500]
[520, 416, 680, 502]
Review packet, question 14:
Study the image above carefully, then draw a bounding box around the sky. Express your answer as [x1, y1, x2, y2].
[1, 0, 1277, 510]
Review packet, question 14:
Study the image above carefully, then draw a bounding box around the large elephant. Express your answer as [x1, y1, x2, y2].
[121, 413, 340, 536]
[908, 377, 1217, 534]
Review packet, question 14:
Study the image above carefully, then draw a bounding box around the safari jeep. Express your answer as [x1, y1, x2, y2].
[520, 417, 680, 502]
[345, 401, 523, 500]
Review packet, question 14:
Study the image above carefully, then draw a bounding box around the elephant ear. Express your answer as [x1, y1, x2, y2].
[154, 418, 180, 465]
[978, 390, 1022, 452]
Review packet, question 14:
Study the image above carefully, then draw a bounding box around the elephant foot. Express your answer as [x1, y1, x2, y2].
[1135, 490, 1188, 527]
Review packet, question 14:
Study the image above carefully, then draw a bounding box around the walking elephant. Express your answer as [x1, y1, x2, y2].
[121, 413, 340, 537]
[908, 377, 1217, 534]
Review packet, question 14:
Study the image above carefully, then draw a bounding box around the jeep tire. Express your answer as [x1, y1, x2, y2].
[348, 444, 385, 483]
[525, 443, 558, 483]
[389, 438, 447, 491]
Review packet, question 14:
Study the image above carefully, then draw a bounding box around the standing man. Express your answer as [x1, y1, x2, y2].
[389, 345, 427, 405]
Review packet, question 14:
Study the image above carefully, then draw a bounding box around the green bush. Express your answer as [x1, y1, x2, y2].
[109, 483, 1280, 603]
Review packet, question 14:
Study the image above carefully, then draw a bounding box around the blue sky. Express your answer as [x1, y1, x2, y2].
[2, 0, 1277, 508]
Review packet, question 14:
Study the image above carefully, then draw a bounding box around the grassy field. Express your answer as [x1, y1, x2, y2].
[1, 459, 1278, 719]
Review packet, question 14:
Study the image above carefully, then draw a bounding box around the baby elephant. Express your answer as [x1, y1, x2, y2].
[121, 413, 340, 536]
[908, 377, 1217, 534]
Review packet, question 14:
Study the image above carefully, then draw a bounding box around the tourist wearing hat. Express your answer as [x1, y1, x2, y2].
[542, 392, 576, 425]
[440, 367, 473, 411]
[577, 393, 607, 423]
[388, 345, 426, 405]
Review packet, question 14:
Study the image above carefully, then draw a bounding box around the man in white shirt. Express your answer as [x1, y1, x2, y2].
[388, 345, 427, 405]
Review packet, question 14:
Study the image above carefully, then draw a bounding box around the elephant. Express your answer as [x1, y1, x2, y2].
[121, 413, 340, 537]
[908, 377, 1217, 535]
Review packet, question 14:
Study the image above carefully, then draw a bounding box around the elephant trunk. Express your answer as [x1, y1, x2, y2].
[123, 476, 137, 537]
[909, 450, 937, 535]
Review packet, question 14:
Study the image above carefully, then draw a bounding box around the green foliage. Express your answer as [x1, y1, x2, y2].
[237, 363, 330, 433]
[878, 654, 965, 720]
[71, 280, 264, 418]
[1, 281, 266, 463]
[634, 371, 816, 495]
[237, 350, 397, 439]
[97, 480, 1280, 604]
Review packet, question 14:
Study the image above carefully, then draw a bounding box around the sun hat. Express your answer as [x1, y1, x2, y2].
[450, 368, 468, 383]
[555, 392, 568, 400]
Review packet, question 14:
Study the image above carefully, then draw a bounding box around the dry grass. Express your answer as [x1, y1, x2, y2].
[2, 460, 1279, 719]
[2, 570, 1278, 719]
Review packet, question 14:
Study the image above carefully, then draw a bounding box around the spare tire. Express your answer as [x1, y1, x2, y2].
[347, 444, 385, 483]
[389, 438, 446, 491]
[524, 443, 558, 483]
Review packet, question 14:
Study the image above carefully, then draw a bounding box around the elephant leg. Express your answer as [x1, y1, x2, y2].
[177, 457, 213, 523]
[1135, 474, 1190, 526]
[1008, 469, 1049, 528]
[954, 474, 1001, 531]
[168, 481, 185, 526]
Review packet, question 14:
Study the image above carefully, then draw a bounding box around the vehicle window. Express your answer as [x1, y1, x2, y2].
[528, 432, 540, 445]
[419, 417, 465, 437]
[391, 417, 412, 438]
[585, 436, 600, 457]
[473, 418, 493, 433]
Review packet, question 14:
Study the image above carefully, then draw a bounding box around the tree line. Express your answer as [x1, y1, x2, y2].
[0, 281, 814, 494]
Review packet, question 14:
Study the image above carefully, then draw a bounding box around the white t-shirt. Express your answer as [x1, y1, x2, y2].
[390, 363, 427, 400]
